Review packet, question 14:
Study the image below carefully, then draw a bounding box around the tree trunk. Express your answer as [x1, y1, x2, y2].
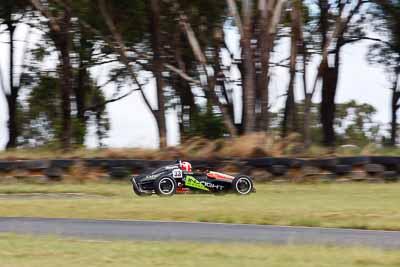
[6, 22, 17, 149]
[208, 81, 239, 137]
[177, 79, 196, 139]
[390, 75, 400, 146]
[242, 0, 257, 133]
[75, 33, 91, 126]
[76, 64, 87, 123]
[316, 0, 363, 147]
[56, 3, 73, 150]
[238, 61, 246, 133]
[282, 4, 300, 137]
[391, 95, 398, 146]
[242, 53, 256, 133]
[320, 31, 342, 147]
[256, 0, 275, 132]
[320, 66, 338, 146]
[303, 94, 312, 148]
[6, 96, 17, 149]
[317, 0, 329, 146]
[301, 33, 312, 148]
[319, 0, 329, 49]
[282, 79, 296, 137]
[150, 0, 167, 148]
[173, 30, 197, 140]
[74, 34, 91, 145]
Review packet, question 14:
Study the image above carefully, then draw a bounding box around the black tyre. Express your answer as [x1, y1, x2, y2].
[232, 175, 253, 195]
[154, 176, 177, 197]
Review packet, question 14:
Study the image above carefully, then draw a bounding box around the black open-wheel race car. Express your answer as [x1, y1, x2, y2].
[131, 160, 255, 197]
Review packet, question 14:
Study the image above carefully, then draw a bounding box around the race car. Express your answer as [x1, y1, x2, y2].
[131, 160, 255, 197]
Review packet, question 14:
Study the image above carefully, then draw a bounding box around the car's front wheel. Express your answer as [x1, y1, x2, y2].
[154, 177, 177, 197]
[232, 176, 253, 195]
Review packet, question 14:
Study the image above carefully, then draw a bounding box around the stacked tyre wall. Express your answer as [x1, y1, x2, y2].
[0, 156, 400, 182]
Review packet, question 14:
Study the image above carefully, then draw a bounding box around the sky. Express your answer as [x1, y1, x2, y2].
[0, 22, 392, 150]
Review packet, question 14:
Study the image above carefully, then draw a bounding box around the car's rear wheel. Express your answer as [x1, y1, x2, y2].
[232, 176, 253, 195]
[154, 177, 177, 197]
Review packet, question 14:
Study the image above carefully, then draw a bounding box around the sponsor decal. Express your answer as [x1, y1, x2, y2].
[185, 175, 209, 191]
[202, 182, 224, 190]
[206, 171, 234, 180]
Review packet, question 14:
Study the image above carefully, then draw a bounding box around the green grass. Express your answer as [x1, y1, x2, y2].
[1, 234, 400, 267]
[0, 182, 400, 230]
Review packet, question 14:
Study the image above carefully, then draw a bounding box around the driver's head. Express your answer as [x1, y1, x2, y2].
[180, 161, 192, 172]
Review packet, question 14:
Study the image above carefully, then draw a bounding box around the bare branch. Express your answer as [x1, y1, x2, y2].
[17, 27, 32, 89]
[179, 14, 207, 65]
[98, 68, 126, 89]
[164, 63, 200, 85]
[226, 0, 244, 36]
[30, 0, 61, 32]
[97, 0, 155, 113]
[176, 8, 238, 136]
[311, 0, 364, 94]
[269, 0, 288, 34]
[341, 36, 397, 50]
[84, 88, 140, 112]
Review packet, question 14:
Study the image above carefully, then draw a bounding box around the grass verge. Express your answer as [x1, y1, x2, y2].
[1, 234, 400, 267]
[0, 182, 399, 230]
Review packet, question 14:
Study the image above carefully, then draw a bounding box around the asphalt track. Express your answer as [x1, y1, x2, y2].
[1, 217, 400, 248]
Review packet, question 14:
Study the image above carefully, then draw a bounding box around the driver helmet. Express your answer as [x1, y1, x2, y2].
[180, 161, 192, 172]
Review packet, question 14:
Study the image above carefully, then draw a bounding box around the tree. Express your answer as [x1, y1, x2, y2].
[227, 0, 288, 133]
[19, 74, 110, 147]
[149, 0, 167, 148]
[96, 0, 170, 148]
[176, 10, 238, 137]
[0, 0, 30, 149]
[273, 100, 381, 146]
[335, 100, 381, 146]
[30, 0, 74, 150]
[368, 0, 400, 145]
[308, 0, 365, 147]
[168, 0, 232, 139]
[67, 0, 231, 145]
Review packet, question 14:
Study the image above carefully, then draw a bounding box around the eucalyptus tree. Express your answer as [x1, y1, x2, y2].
[29, 0, 75, 150]
[25, 0, 114, 148]
[311, 0, 366, 147]
[368, 0, 400, 145]
[0, 0, 30, 149]
[227, 0, 288, 133]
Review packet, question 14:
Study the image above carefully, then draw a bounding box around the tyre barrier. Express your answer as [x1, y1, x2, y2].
[0, 156, 399, 182]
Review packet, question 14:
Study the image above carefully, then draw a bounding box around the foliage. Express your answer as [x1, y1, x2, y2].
[335, 100, 381, 146]
[0, 0, 398, 150]
[186, 104, 227, 140]
[272, 100, 380, 147]
[368, 1, 400, 74]
[19, 74, 109, 148]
